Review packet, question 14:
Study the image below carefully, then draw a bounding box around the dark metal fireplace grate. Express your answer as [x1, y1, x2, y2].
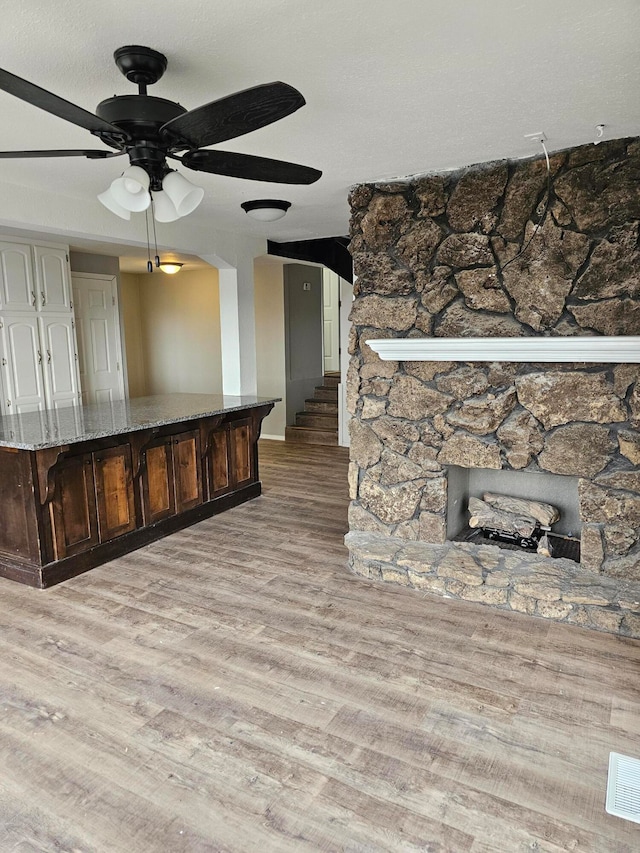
[453, 527, 581, 563]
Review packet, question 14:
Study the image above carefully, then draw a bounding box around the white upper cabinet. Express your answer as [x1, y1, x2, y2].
[33, 245, 73, 313]
[0, 242, 36, 312]
[0, 238, 79, 416]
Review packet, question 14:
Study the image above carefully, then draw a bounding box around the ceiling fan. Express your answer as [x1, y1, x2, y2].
[0, 45, 322, 221]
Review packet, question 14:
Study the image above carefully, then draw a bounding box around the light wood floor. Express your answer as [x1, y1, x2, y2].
[1, 440, 639, 852]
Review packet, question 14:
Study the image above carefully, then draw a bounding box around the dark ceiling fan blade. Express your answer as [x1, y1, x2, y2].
[0, 149, 124, 159]
[0, 67, 128, 139]
[182, 149, 322, 184]
[161, 82, 306, 148]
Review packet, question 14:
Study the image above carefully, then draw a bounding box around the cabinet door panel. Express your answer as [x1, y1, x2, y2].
[142, 439, 176, 524]
[39, 314, 80, 409]
[50, 453, 99, 559]
[230, 420, 254, 488]
[208, 427, 231, 498]
[33, 246, 72, 313]
[0, 315, 46, 414]
[173, 430, 202, 514]
[0, 242, 36, 311]
[0, 448, 40, 561]
[93, 444, 136, 542]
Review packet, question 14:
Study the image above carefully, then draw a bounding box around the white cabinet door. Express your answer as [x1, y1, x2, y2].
[38, 314, 80, 409]
[33, 246, 72, 313]
[0, 315, 46, 414]
[0, 242, 36, 312]
[72, 274, 125, 405]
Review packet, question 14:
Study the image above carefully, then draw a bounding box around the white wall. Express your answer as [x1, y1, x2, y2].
[120, 267, 223, 397]
[254, 259, 286, 439]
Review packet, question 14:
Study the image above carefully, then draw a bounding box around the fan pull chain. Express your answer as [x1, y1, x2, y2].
[145, 207, 153, 273]
[151, 198, 160, 268]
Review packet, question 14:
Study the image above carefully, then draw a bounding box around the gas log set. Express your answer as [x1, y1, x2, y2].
[467, 492, 575, 559]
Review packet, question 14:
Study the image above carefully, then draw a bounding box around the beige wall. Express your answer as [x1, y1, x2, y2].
[119, 272, 147, 397]
[120, 267, 222, 397]
[120, 262, 285, 434]
[254, 259, 286, 438]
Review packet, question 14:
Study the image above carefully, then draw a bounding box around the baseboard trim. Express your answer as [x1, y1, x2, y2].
[260, 434, 285, 441]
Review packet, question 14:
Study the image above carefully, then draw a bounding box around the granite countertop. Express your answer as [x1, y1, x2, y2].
[0, 394, 280, 450]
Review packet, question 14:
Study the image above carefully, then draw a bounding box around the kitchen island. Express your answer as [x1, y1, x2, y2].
[0, 394, 277, 587]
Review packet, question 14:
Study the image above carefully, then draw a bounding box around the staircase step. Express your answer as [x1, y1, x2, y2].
[285, 425, 338, 446]
[322, 374, 341, 388]
[305, 399, 338, 414]
[295, 412, 338, 428]
[313, 386, 338, 401]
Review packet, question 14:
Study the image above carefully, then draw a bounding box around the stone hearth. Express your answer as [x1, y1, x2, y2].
[345, 136, 640, 637]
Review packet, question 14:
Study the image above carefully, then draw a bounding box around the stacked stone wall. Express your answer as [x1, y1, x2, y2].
[347, 137, 640, 624]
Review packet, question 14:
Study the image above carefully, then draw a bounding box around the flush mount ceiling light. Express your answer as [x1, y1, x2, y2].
[0, 45, 322, 223]
[241, 199, 291, 221]
[158, 261, 183, 275]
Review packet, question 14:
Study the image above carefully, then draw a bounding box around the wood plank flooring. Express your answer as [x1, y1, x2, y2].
[0, 439, 639, 852]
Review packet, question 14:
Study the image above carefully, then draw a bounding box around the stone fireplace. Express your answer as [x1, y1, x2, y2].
[344, 137, 640, 638]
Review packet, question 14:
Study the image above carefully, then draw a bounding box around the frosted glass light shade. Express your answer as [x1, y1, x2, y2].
[241, 199, 291, 221]
[97, 187, 131, 220]
[162, 171, 204, 217]
[110, 166, 151, 212]
[159, 262, 183, 274]
[152, 190, 180, 222]
[122, 165, 150, 193]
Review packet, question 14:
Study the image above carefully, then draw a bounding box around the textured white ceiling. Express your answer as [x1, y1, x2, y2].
[0, 0, 639, 260]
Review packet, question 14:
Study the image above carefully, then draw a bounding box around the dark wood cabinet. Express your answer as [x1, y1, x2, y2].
[50, 443, 136, 558]
[229, 418, 254, 488]
[141, 429, 202, 523]
[50, 452, 99, 560]
[172, 429, 202, 514]
[0, 400, 274, 587]
[0, 447, 41, 563]
[208, 425, 231, 497]
[204, 418, 255, 500]
[93, 444, 136, 542]
[141, 437, 176, 525]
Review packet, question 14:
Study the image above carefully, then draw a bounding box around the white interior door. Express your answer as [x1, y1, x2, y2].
[322, 268, 340, 373]
[0, 314, 46, 414]
[72, 274, 125, 405]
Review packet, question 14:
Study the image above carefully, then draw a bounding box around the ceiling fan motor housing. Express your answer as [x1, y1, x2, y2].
[96, 95, 188, 184]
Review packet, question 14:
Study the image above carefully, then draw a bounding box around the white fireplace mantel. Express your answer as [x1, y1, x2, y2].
[366, 336, 640, 363]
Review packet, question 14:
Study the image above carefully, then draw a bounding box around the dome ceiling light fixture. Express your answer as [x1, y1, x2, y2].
[241, 199, 291, 221]
[0, 45, 322, 222]
[158, 261, 183, 275]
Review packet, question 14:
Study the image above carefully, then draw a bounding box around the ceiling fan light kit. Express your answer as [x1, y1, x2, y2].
[152, 188, 180, 222]
[241, 199, 291, 221]
[96, 188, 131, 220]
[0, 45, 322, 223]
[162, 170, 204, 217]
[108, 166, 152, 212]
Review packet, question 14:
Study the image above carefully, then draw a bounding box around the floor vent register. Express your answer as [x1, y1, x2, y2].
[606, 752, 640, 824]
